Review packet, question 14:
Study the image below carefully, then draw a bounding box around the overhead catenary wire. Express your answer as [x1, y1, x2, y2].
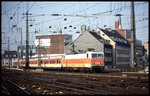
[5, 2, 147, 30]
[6, 2, 148, 33]
[4, 1, 23, 13]
[48, 3, 148, 32]
[2, 2, 149, 50]
[27, 2, 36, 12]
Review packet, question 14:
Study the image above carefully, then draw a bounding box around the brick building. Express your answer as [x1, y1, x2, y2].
[115, 20, 131, 39]
[35, 33, 72, 54]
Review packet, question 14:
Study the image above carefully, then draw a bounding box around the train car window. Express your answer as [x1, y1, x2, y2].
[36, 61, 37, 64]
[50, 60, 52, 63]
[53, 60, 55, 63]
[50, 60, 55, 63]
[57, 59, 61, 63]
[87, 54, 88, 58]
[44, 60, 48, 64]
[41, 60, 43, 64]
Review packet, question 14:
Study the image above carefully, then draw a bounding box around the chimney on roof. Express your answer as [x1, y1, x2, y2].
[59, 29, 62, 34]
[87, 26, 90, 31]
[115, 20, 119, 30]
[81, 24, 86, 33]
[118, 16, 122, 29]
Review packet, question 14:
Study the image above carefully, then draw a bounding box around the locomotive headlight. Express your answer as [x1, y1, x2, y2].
[100, 63, 104, 66]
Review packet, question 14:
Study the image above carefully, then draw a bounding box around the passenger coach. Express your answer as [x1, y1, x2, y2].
[13, 52, 104, 72]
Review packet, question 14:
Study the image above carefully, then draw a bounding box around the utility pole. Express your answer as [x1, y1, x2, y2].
[38, 39, 41, 68]
[23, 2, 34, 69]
[25, 2, 29, 69]
[7, 37, 9, 51]
[17, 46, 19, 68]
[20, 28, 23, 61]
[72, 43, 76, 53]
[7, 37, 10, 67]
[130, 1, 136, 68]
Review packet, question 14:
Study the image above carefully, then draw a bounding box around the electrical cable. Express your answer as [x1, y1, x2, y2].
[5, 2, 23, 13]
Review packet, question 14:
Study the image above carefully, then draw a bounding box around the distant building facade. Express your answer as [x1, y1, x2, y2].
[95, 28, 131, 68]
[143, 42, 149, 61]
[2, 51, 18, 66]
[143, 42, 149, 58]
[115, 20, 148, 67]
[35, 33, 72, 54]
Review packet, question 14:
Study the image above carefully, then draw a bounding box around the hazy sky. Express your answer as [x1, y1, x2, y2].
[1, 1, 149, 53]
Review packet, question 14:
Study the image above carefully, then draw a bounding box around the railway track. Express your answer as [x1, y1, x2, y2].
[1, 78, 31, 95]
[3, 73, 116, 95]
[1, 68, 149, 95]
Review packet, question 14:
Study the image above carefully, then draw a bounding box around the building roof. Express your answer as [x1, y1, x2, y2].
[99, 28, 130, 47]
[3, 51, 18, 59]
[89, 31, 110, 44]
[67, 31, 110, 46]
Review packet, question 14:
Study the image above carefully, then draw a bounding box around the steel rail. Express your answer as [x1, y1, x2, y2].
[6, 79, 31, 95]
[1, 85, 11, 95]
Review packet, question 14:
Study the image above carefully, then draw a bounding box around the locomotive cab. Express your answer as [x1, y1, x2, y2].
[87, 52, 105, 71]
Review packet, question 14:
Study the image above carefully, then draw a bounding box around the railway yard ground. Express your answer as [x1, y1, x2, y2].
[1, 67, 149, 95]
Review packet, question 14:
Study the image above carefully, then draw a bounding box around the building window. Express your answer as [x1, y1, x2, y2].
[5, 54, 8, 57]
[13, 54, 16, 57]
[9, 54, 12, 58]
[126, 30, 131, 39]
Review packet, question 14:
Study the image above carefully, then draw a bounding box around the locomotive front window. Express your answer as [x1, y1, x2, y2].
[92, 54, 97, 58]
[98, 54, 103, 58]
[92, 54, 103, 58]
